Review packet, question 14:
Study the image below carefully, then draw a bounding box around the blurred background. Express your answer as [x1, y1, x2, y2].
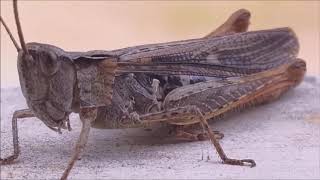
[1, 1, 319, 87]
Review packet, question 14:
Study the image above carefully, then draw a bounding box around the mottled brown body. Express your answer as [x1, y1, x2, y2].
[95, 27, 300, 129]
[0, 5, 306, 180]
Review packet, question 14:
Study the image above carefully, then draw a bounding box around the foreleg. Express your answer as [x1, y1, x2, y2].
[0, 109, 34, 165]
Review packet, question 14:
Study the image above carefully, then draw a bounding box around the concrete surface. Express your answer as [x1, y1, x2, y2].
[1, 76, 319, 179]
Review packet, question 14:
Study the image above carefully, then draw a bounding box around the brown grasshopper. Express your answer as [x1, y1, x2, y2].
[0, 1, 306, 179]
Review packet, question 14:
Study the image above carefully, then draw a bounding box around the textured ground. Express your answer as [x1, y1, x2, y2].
[1, 76, 319, 179]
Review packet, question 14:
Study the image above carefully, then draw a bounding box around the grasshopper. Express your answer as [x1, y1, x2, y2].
[0, 1, 306, 179]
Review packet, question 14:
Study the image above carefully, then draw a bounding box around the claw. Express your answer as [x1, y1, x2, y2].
[241, 159, 256, 167]
[223, 158, 256, 167]
[0, 155, 18, 165]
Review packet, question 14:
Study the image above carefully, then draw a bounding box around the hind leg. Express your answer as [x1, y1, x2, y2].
[136, 105, 255, 167]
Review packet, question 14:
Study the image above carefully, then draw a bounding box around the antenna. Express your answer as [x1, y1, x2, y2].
[0, 16, 21, 51]
[13, 0, 29, 54]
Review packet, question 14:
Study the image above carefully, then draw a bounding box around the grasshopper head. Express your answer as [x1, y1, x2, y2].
[17, 43, 76, 132]
[18, 43, 62, 100]
[0, 1, 77, 132]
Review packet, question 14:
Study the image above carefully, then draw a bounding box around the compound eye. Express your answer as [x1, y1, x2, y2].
[40, 51, 60, 76]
